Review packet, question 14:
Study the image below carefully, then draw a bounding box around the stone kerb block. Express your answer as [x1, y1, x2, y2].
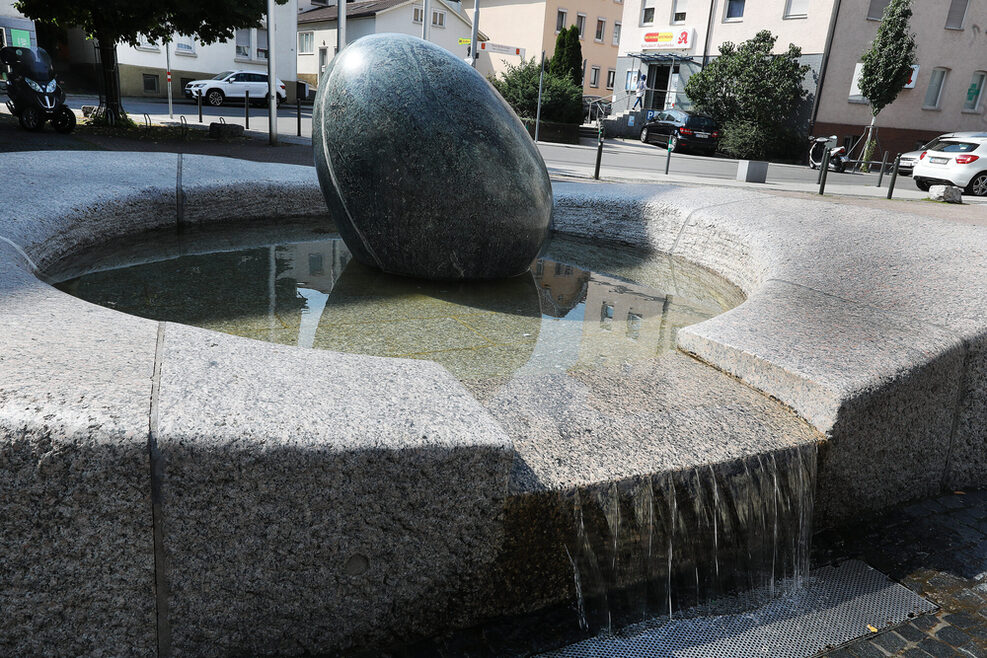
[736, 160, 769, 183]
[208, 121, 245, 140]
[928, 184, 963, 203]
[0, 244, 158, 656]
[154, 323, 513, 655]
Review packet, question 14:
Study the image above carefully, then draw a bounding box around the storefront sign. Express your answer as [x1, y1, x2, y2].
[641, 27, 694, 51]
[10, 29, 31, 48]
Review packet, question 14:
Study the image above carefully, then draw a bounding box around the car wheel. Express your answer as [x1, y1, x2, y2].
[640, 127, 649, 143]
[914, 178, 931, 192]
[19, 106, 43, 131]
[966, 172, 987, 196]
[669, 135, 680, 153]
[52, 106, 76, 134]
[206, 89, 225, 106]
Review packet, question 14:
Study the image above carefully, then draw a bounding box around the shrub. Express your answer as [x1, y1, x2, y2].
[719, 120, 769, 160]
[490, 58, 582, 125]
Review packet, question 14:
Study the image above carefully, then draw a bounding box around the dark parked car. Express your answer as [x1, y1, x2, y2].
[639, 109, 720, 155]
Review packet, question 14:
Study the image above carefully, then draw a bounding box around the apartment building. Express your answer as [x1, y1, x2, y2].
[297, 0, 482, 90]
[466, 0, 623, 97]
[813, 0, 987, 157]
[614, 0, 836, 117]
[0, 1, 36, 52]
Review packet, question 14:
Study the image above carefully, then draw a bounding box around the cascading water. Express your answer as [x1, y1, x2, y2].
[563, 444, 817, 636]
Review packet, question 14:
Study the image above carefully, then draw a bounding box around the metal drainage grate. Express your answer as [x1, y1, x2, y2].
[541, 560, 937, 658]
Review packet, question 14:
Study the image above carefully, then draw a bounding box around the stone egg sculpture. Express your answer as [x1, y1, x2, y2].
[313, 33, 553, 280]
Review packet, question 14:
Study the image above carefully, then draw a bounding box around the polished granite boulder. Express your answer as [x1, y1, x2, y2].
[313, 33, 553, 280]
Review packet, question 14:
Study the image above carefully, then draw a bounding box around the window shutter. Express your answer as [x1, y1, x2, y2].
[946, 0, 969, 29]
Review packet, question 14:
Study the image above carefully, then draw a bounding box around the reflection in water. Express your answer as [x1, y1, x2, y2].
[53, 225, 742, 386]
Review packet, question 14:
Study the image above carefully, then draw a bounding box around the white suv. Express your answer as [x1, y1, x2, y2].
[184, 70, 286, 107]
[913, 134, 987, 196]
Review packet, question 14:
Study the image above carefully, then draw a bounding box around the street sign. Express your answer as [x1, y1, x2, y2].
[458, 38, 471, 45]
[479, 41, 525, 58]
[10, 29, 30, 48]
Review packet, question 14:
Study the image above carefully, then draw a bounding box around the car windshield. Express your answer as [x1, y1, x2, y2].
[686, 115, 717, 130]
[0, 46, 54, 81]
[930, 141, 979, 153]
[212, 71, 234, 80]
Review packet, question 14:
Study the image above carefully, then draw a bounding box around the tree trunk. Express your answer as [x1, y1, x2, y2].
[861, 113, 877, 172]
[95, 31, 123, 122]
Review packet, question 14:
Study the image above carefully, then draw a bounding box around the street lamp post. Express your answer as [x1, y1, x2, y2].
[422, 0, 431, 40]
[469, 0, 479, 67]
[267, 0, 278, 145]
[339, 0, 347, 50]
[165, 40, 173, 119]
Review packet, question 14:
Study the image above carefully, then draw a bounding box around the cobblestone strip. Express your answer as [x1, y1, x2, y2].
[818, 490, 987, 658]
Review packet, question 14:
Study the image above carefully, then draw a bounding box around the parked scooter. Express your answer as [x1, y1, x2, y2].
[1, 45, 75, 133]
[808, 135, 849, 173]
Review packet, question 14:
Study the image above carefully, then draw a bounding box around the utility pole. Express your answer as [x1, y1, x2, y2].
[534, 51, 545, 142]
[422, 0, 431, 41]
[267, 0, 278, 145]
[165, 40, 173, 119]
[339, 0, 347, 50]
[469, 0, 480, 67]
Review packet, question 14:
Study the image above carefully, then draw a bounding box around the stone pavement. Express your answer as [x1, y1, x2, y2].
[816, 489, 987, 658]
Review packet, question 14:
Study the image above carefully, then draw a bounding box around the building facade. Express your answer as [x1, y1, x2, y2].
[813, 0, 987, 158]
[613, 0, 836, 120]
[0, 1, 36, 53]
[65, 1, 300, 102]
[297, 0, 482, 90]
[466, 0, 623, 97]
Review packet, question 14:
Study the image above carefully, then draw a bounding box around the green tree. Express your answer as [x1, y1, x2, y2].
[15, 0, 286, 119]
[490, 57, 582, 124]
[858, 0, 916, 166]
[550, 26, 582, 88]
[684, 30, 810, 159]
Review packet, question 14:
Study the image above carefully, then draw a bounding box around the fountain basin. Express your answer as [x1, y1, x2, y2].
[0, 152, 985, 656]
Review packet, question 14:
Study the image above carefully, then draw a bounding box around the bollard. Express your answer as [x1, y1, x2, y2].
[818, 148, 831, 195]
[197, 90, 203, 123]
[245, 90, 249, 130]
[876, 151, 889, 187]
[886, 154, 901, 200]
[593, 130, 603, 180]
[297, 95, 302, 137]
[665, 143, 672, 175]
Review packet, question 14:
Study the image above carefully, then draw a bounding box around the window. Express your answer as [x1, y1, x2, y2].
[642, 0, 655, 25]
[309, 253, 324, 276]
[601, 302, 614, 328]
[590, 66, 600, 88]
[725, 0, 745, 20]
[625, 70, 637, 90]
[175, 35, 196, 55]
[672, 0, 686, 23]
[413, 6, 424, 22]
[432, 10, 445, 26]
[613, 22, 621, 46]
[867, 0, 890, 20]
[256, 29, 268, 59]
[924, 68, 948, 109]
[945, 0, 969, 29]
[298, 32, 314, 54]
[626, 313, 642, 339]
[556, 9, 567, 32]
[142, 74, 159, 93]
[576, 14, 586, 39]
[235, 29, 251, 58]
[606, 69, 615, 89]
[137, 35, 159, 51]
[963, 71, 986, 112]
[595, 19, 605, 41]
[784, 0, 808, 18]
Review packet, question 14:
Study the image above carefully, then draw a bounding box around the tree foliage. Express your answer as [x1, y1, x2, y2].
[491, 57, 582, 124]
[15, 0, 286, 116]
[858, 0, 916, 117]
[684, 30, 809, 135]
[549, 26, 582, 88]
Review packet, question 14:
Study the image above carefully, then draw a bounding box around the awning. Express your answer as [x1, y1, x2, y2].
[626, 52, 697, 64]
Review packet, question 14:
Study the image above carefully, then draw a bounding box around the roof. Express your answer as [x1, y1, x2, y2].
[298, 0, 406, 23]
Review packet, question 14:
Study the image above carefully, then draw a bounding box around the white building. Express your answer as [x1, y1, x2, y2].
[65, 1, 300, 102]
[296, 0, 483, 90]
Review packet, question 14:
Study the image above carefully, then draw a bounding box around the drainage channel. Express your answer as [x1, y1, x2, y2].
[540, 560, 937, 658]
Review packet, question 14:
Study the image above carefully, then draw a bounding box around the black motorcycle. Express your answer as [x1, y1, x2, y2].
[1, 45, 75, 133]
